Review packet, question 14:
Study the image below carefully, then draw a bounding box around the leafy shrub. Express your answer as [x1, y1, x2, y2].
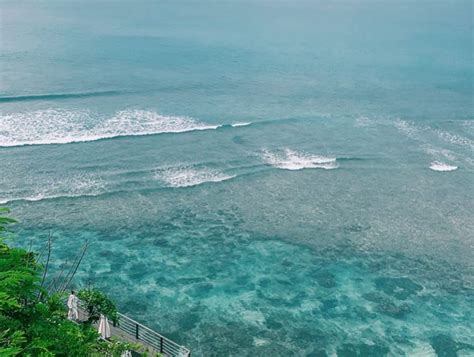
[78, 288, 119, 325]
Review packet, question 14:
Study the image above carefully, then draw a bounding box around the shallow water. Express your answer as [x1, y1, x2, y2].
[1, 1, 473, 355]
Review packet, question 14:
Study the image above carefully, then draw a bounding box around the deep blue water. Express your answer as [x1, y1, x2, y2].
[1, 1, 473, 355]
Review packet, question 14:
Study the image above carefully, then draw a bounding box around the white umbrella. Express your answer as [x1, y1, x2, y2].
[98, 314, 111, 339]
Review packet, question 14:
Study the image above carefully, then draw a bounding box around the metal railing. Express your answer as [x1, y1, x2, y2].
[73, 300, 191, 357]
[115, 311, 191, 357]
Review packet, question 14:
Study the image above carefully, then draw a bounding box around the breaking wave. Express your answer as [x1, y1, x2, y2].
[429, 161, 458, 172]
[261, 148, 338, 170]
[0, 109, 248, 147]
[231, 122, 252, 127]
[0, 173, 106, 204]
[155, 166, 235, 188]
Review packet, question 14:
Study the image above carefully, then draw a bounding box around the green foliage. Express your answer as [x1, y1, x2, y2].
[142, 352, 165, 357]
[0, 208, 135, 357]
[0, 208, 16, 233]
[78, 288, 119, 325]
[100, 338, 142, 357]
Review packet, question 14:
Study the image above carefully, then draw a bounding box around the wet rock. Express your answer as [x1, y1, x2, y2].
[375, 277, 422, 300]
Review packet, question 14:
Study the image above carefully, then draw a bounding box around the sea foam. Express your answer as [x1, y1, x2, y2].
[0, 109, 224, 147]
[0, 173, 106, 204]
[429, 161, 458, 172]
[231, 122, 252, 127]
[261, 148, 338, 170]
[155, 166, 235, 188]
[433, 129, 474, 150]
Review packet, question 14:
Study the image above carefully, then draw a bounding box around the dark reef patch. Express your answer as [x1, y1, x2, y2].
[430, 334, 474, 357]
[315, 270, 337, 288]
[337, 343, 389, 356]
[375, 277, 422, 300]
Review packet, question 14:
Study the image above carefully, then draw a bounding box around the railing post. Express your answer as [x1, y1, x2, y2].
[135, 324, 139, 340]
[160, 337, 163, 353]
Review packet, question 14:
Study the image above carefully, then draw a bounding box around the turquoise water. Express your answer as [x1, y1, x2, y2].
[1, 1, 473, 355]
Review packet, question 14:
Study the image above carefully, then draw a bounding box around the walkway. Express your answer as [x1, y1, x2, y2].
[76, 302, 191, 357]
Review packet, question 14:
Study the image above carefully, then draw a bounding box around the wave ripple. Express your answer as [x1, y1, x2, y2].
[0, 90, 122, 103]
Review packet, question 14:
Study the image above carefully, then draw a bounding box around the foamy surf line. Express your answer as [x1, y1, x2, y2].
[231, 122, 252, 127]
[0, 109, 253, 147]
[261, 148, 338, 170]
[429, 161, 458, 172]
[155, 166, 236, 188]
[0, 192, 106, 205]
[0, 173, 108, 204]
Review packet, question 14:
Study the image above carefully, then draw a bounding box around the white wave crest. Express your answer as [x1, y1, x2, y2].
[261, 148, 338, 170]
[0, 173, 106, 204]
[429, 161, 458, 172]
[155, 167, 235, 188]
[231, 122, 252, 127]
[0, 109, 220, 147]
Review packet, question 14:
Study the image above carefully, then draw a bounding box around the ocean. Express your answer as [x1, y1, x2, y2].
[1, 1, 473, 355]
